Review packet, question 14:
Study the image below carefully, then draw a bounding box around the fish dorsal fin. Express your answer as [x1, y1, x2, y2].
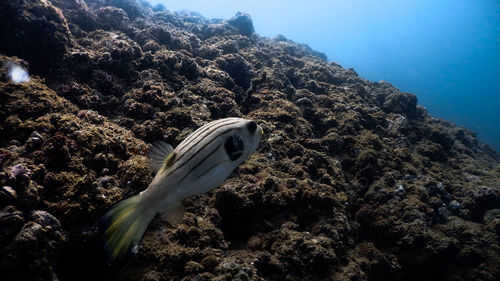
[148, 141, 174, 172]
[160, 202, 185, 225]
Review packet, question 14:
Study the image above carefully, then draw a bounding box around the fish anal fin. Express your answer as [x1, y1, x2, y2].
[160, 202, 185, 225]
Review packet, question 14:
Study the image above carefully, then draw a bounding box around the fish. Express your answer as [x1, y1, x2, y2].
[101, 117, 263, 261]
[3, 61, 30, 83]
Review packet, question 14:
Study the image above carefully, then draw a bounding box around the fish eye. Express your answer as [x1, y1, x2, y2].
[247, 121, 257, 134]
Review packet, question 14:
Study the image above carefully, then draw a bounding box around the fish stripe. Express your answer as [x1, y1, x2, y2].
[179, 143, 221, 183]
[175, 120, 237, 164]
[180, 118, 232, 144]
[166, 126, 236, 178]
[178, 118, 232, 150]
[176, 120, 221, 151]
[177, 118, 239, 154]
[196, 161, 222, 180]
[173, 120, 240, 168]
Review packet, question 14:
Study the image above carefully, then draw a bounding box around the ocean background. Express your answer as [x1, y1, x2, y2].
[148, 0, 500, 151]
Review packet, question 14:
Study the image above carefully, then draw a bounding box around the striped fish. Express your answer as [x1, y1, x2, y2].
[101, 117, 263, 261]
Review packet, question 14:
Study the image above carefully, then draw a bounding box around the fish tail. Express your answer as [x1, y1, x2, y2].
[100, 194, 155, 262]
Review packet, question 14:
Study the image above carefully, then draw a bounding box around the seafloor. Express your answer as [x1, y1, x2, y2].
[0, 1, 499, 280]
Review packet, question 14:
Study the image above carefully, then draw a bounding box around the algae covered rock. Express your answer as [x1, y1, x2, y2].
[0, 0, 74, 73]
[0, 1, 499, 281]
[227, 12, 255, 37]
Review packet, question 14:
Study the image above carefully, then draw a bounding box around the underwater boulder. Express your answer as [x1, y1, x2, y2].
[96, 6, 130, 30]
[227, 12, 255, 37]
[215, 53, 255, 91]
[50, 0, 100, 32]
[382, 91, 418, 118]
[103, 0, 149, 20]
[0, 0, 74, 74]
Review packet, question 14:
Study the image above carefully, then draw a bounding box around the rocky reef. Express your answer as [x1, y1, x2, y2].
[0, 1, 499, 280]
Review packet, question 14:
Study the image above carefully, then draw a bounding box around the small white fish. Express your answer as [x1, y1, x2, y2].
[4, 61, 30, 83]
[101, 117, 263, 260]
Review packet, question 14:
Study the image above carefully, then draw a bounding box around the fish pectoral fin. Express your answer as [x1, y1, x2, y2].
[147, 141, 174, 172]
[160, 202, 185, 225]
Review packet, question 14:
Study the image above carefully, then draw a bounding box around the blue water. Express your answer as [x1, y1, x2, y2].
[148, 0, 500, 151]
